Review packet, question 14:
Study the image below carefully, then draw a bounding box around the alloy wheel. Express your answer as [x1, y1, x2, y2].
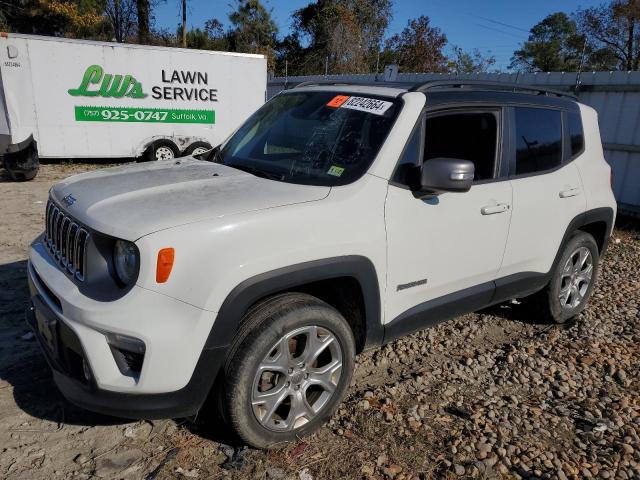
[559, 246, 593, 310]
[251, 325, 343, 431]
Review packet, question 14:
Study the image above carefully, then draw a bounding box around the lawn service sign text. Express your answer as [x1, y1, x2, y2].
[69, 65, 217, 124]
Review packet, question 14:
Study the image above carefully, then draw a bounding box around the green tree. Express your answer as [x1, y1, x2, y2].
[383, 15, 448, 73]
[1, 0, 106, 38]
[204, 18, 230, 51]
[185, 28, 208, 49]
[510, 12, 587, 72]
[228, 0, 278, 68]
[105, 0, 137, 42]
[448, 46, 497, 74]
[280, 0, 392, 75]
[576, 0, 640, 70]
[182, 19, 229, 51]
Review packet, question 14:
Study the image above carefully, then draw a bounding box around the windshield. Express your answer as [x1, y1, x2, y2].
[215, 91, 400, 186]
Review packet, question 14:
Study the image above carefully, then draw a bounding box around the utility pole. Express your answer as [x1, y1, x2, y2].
[325, 56, 328, 76]
[181, 0, 187, 48]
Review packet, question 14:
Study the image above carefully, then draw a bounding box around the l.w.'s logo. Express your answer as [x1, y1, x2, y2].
[68, 65, 146, 99]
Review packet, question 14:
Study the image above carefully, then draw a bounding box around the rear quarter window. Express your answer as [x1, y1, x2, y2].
[568, 111, 584, 157]
[514, 107, 562, 175]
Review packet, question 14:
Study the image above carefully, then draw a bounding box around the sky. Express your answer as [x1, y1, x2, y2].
[154, 0, 605, 71]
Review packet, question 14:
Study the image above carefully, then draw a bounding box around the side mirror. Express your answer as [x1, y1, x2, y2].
[418, 157, 475, 196]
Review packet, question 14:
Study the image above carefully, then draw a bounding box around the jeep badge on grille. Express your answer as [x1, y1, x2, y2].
[62, 194, 77, 207]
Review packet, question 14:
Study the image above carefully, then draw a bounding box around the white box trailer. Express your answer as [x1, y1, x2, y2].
[0, 33, 266, 180]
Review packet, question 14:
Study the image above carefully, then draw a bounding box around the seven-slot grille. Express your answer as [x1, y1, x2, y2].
[44, 200, 90, 281]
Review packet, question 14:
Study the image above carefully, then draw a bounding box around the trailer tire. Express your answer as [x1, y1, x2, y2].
[184, 141, 213, 157]
[143, 140, 180, 162]
[2, 135, 39, 181]
[10, 168, 39, 181]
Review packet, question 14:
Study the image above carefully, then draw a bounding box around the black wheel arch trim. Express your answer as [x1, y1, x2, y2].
[204, 255, 383, 351]
[553, 206, 614, 265]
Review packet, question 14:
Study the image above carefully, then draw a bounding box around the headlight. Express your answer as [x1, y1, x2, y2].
[113, 240, 139, 285]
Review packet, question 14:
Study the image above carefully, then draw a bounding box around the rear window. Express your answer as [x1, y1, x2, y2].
[217, 91, 400, 186]
[568, 111, 584, 157]
[514, 107, 562, 175]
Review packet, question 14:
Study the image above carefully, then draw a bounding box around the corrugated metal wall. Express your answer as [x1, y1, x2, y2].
[268, 70, 640, 213]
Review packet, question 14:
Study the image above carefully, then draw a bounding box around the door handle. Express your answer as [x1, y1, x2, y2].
[559, 187, 580, 198]
[481, 204, 509, 215]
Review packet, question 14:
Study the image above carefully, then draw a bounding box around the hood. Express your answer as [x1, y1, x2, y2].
[50, 158, 330, 240]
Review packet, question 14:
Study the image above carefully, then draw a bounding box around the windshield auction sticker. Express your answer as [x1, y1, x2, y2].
[327, 95, 350, 108]
[331, 96, 393, 116]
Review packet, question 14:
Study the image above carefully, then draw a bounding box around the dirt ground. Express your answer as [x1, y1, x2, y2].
[0, 163, 638, 480]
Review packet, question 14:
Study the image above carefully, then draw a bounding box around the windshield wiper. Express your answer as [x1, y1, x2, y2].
[230, 164, 284, 181]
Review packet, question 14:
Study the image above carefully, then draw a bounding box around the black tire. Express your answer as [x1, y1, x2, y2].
[222, 293, 356, 449]
[3, 165, 38, 181]
[143, 139, 179, 162]
[541, 231, 600, 323]
[3, 150, 39, 181]
[183, 141, 212, 157]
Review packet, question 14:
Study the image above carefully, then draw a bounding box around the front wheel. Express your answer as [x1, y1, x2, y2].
[543, 231, 600, 323]
[222, 293, 355, 448]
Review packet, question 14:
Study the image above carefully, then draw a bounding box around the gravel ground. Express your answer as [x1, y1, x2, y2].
[0, 163, 638, 480]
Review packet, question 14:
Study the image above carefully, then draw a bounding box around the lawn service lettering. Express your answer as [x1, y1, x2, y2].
[153, 69, 217, 102]
[69, 65, 217, 124]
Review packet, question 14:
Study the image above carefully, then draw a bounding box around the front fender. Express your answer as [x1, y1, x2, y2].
[202, 256, 383, 350]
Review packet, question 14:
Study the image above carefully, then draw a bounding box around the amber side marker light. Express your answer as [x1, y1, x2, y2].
[156, 248, 175, 283]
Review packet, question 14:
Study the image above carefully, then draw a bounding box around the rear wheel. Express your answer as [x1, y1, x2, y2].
[143, 140, 179, 162]
[222, 293, 355, 448]
[542, 231, 600, 323]
[184, 141, 212, 157]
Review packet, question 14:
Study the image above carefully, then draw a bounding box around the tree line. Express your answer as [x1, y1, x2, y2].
[1, 0, 638, 74]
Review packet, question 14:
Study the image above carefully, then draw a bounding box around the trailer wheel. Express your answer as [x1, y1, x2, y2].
[144, 140, 180, 162]
[3, 135, 39, 181]
[184, 141, 213, 157]
[11, 169, 39, 181]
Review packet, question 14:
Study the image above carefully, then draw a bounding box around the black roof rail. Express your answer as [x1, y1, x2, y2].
[409, 80, 577, 100]
[292, 80, 357, 89]
[291, 80, 412, 90]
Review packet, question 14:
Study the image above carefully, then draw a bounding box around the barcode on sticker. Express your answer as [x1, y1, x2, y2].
[341, 96, 393, 116]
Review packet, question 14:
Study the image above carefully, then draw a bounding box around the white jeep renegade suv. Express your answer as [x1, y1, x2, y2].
[27, 80, 616, 448]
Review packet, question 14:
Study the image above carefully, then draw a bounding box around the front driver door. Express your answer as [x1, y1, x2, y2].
[384, 107, 512, 340]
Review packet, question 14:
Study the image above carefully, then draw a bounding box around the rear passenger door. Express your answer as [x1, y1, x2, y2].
[498, 106, 586, 281]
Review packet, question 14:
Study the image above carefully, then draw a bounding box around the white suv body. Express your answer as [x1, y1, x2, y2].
[27, 81, 616, 447]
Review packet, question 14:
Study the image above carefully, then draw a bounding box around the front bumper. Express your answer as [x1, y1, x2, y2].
[27, 237, 229, 419]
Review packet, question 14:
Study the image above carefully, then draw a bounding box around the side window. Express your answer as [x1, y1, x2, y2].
[514, 107, 562, 175]
[568, 111, 584, 157]
[423, 112, 498, 181]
